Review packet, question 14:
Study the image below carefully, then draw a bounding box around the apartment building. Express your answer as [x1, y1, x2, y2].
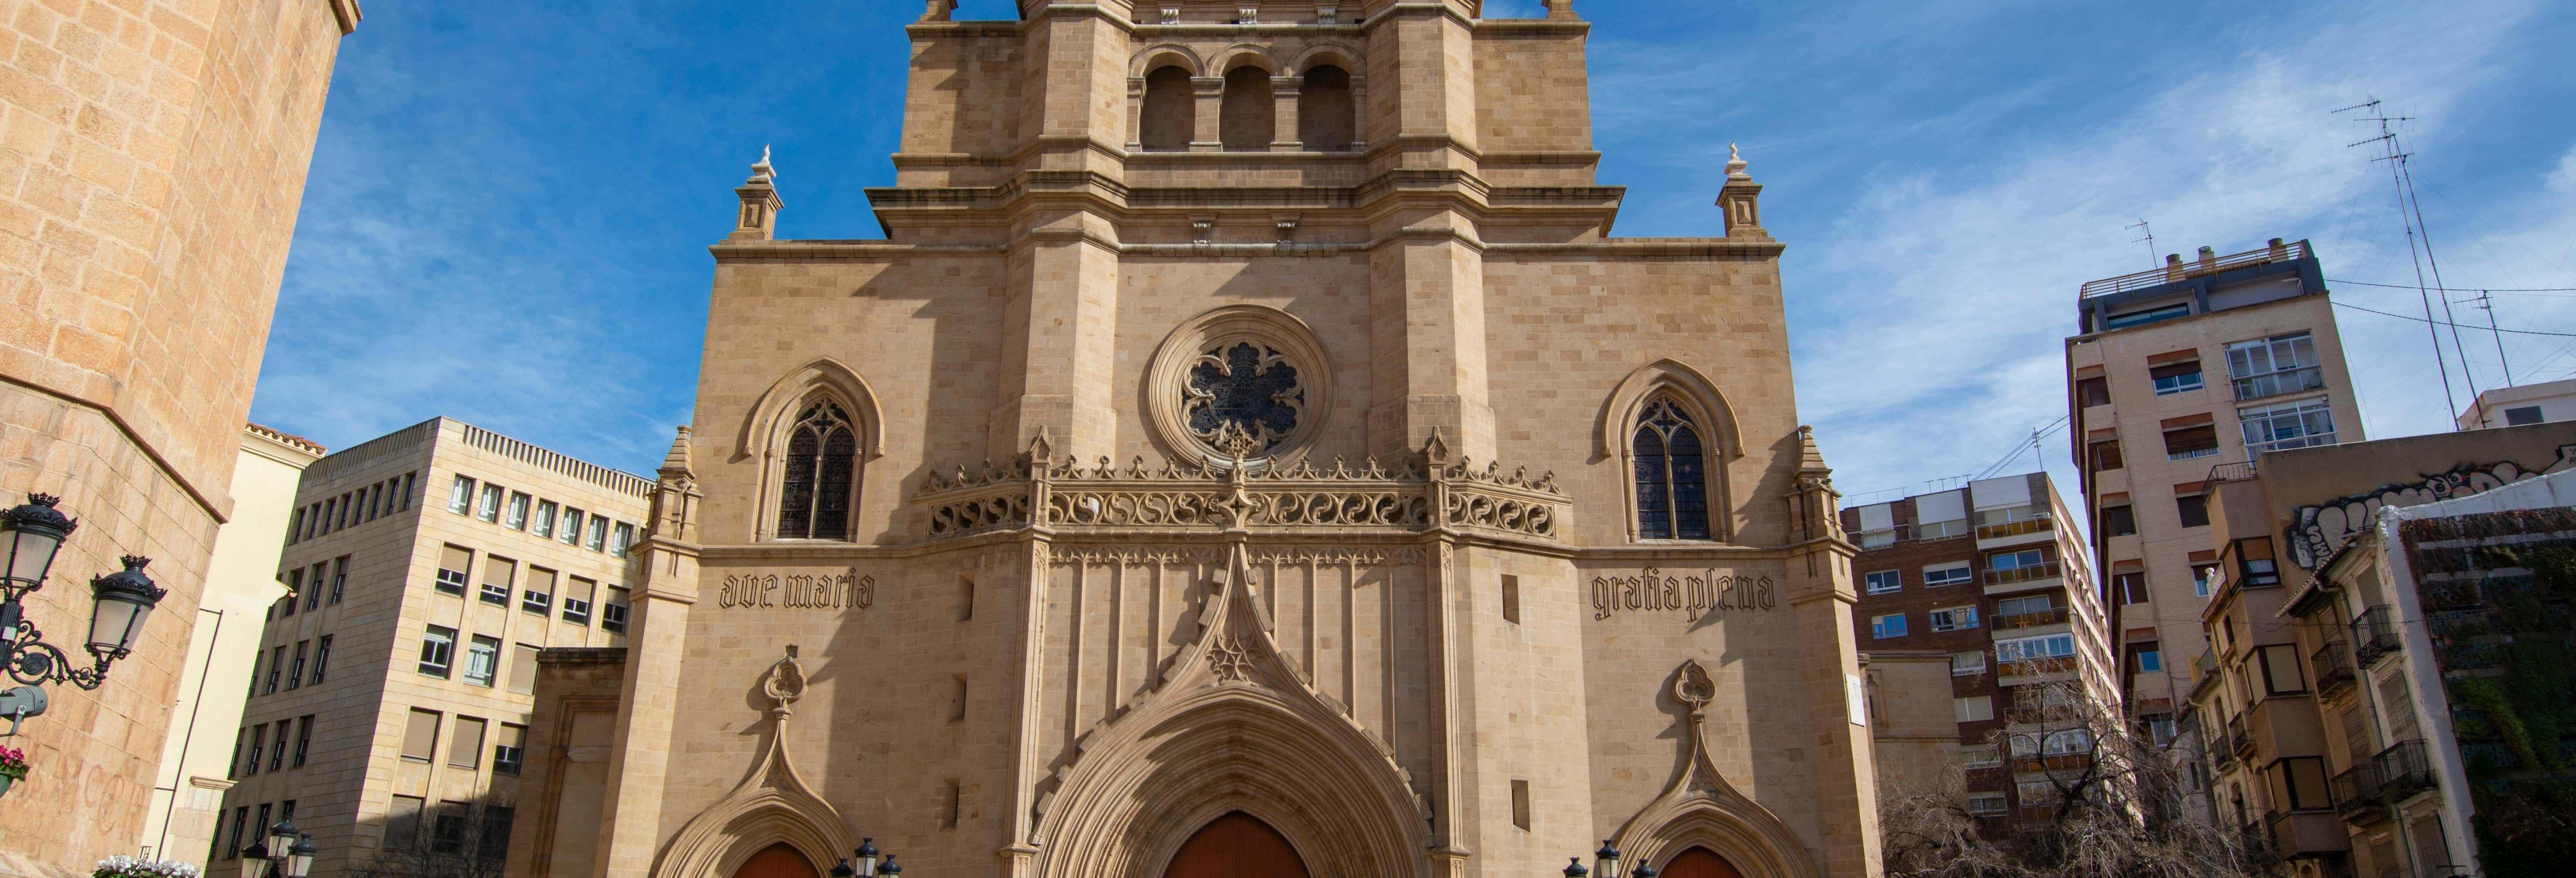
[2456, 377, 2576, 432]
[2183, 421, 2573, 878]
[1841, 472, 2119, 821]
[140, 425, 324, 862]
[205, 418, 645, 877]
[2066, 238, 2366, 735]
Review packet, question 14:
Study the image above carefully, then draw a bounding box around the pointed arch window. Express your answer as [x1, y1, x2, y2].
[1633, 397, 1712, 540]
[776, 401, 858, 540]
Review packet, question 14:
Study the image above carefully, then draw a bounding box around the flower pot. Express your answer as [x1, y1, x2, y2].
[0, 774, 14, 798]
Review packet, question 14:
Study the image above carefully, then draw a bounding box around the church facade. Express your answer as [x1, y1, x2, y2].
[506, 3, 1882, 877]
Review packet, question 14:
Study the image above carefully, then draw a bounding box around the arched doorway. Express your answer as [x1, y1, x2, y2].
[731, 844, 819, 878]
[1658, 846, 1745, 878]
[1162, 812, 1311, 878]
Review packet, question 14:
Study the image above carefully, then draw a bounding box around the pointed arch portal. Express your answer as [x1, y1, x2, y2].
[731, 844, 818, 878]
[1162, 812, 1312, 878]
[1659, 847, 1746, 878]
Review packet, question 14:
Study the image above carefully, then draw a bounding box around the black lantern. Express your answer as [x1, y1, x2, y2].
[1631, 864, 1657, 878]
[0, 494, 165, 691]
[1593, 839, 1623, 878]
[854, 838, 881, 876]
[238, 843, 270, 878]
[1562, 857, 1590, 877]
[265, 820, 300, 861]
[286, 834, 318, 878]
[878, 856, 901, 876]
[84, 556, 163, 660]
[830, 859, 854, 878]
[0, 495, 73, 605]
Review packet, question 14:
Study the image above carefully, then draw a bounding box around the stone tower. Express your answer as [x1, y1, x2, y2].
[509, 3, 1882, 877]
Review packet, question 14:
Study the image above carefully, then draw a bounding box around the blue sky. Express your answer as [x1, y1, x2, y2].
[253, 0, 2576, 506]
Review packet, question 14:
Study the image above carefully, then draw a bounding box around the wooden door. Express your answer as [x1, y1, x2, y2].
[1161, 812, 1311, 878]
[732, 844, 819, 878]
[1657, 846, 1745, 878]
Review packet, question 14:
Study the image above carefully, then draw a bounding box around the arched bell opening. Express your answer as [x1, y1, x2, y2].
[1161, 811, 1311, 878]
[730, 844, 819, 878]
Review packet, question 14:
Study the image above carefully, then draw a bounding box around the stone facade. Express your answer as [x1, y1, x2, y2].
[207, 418, 644, 878]
[0, 1, 354, 874]
[521, 3, 1880, 878]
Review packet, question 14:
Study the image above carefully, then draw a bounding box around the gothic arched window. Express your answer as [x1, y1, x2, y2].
[1633, 397, 1712, 540]
[776, 401, 858, 540]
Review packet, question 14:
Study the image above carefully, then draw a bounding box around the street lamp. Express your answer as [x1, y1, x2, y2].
[1559, 840, 1655, 878]
[239, 820, 314, 878]
[839, 839, 891, 878]
[0, 494, 167, 690]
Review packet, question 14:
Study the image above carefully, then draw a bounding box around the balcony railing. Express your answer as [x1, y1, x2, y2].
[2352, 606, 2402, 666]
[2232, 365, 2327, 401]
[1997, 656, 2078, 679]
[1995, 607, 2071, 630]
[1852, 518, 1974, 548]
[2312, 640, 2357, 698]
[1985, 561, 2064, 586]
[2228, 714, 2253, 755]
[2377, 740, 2435, 800]
[2206, 459, 2258, 484]
[1976, 516, 2055, 541]
[2080, 239, 2309, 301]
[2332, 761, 2386, 824]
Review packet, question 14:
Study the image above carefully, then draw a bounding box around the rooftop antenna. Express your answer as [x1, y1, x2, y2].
[2338, 98, 2462, 425]
[2473, 290, 2511, 387]
[2126, 219, 2157, 270]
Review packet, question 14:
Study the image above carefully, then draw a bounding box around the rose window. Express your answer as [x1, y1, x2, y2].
[1184, 342, 1303, 458]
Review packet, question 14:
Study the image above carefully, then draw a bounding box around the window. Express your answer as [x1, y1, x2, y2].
[2150, 360, 2204, 395]
[563, 576, 595, 625]
[284, 567, 305, 608]
[2176, 493, 2209, 528]
[435, 545, 471, 595]
[2193, 563, 2221, 598]
[226, 805, 249, 858]
[2273, 756, 2331, 810]
[1996, 633, 2076, 663]
[1967, 793, 2007, 816]
[479, 805, 516, 860]
[2088, 439, 2123, 471]
[2135, 645, 2163, 673]
[1923, 564, 1973, 588]
[1630, 397, 1713, 540]
[479, 557, 514, 605]
[504, 492, 530, 530]
[1863, 570, 1901, 595]
[2076, 376, 2109, 407]
[2100, 504, 2136, 536]
[1139, 65, 1194, 151]
[523, 567, 556, 615]
[464, 635, 501, 687]
[1219, 65, 1274, 150]
[329, 556, 348, 604]
[2225, 331, 2321, 399]
[477, 483, 503, 523]
[508, 643, 541, 694]
[432, 801, 470, 854]
[776, 400, 860, 540]
[400, 709, 441, 762]
[559, 509, 585, 545]
[2113, 571, 2148, 605]
[1500, 574, 1520, 624]
[612, 522, 635, 558]
[2042, 729, 2094, 755]
[1951, 651, 1987, 676]
[495, 724, 527, 776]
[245, 724, 266, 775]
[2257, 643, 2306, 695]
[585, 516, 608, 552]
[448, 716, 486, 769]
[287, 507, 304, 544]
[2105, 302, 2191, 329]
[386, 796, 427, 851]
[287, 641, 308, 690]
[1962, 745, 2002, 768]
[253, 804, 273, 853]
[419, 626, 457, 677]
[1509, 779, 1531, 830]
[1954, 695, 1994, 723]
[957, 575, 975, 622]
[228, 727, 248, 779]
[601, 587, 630, 634]
[448, 476, 475, 515]
[401, 472, 418, 510]
[2504, 405, 2545, 426]
[292, 715, 313, 768]
[2017, 779, 2064, 804]
[1988, 549, 2045, 571]
[2240, 398, 2337, 453]
[311, 635, 332, 684]
[1996, 594, 2054, 617]
[303, 566, 322, 611]
[2234, 540, 2281, 586]
[1298, 65, 1355, 151]
[266, 645, 285, 693]
[1871, 613, 1908, 639]
[533, 500, 557, 538]
[2163, 424, 2219, 460]
[2143, 714, 2178, 746]
[1929, 606, 1979, 632]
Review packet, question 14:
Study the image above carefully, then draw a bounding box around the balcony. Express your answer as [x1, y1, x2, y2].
[2232, 365, 2327, 401]
[2228, 714, 2253, 756]
[2311, 640, 2357, 699]
[2351, 606, 2402, 666]
[1994, 607, 2071, 631]
[1997, 656, 2078, 680]
[2080, 239, 2310, 301]
[2377, 740, 2435, 801]
[1984, 560, 2063, 588]
[2265, 808, 2350, 858]
[2332, 762, 2387, 824]
[1976, 515, 2054, 542]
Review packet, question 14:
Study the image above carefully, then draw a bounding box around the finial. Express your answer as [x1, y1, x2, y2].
[1725, 142, 1751, 181]
[750, 145, 777, 183]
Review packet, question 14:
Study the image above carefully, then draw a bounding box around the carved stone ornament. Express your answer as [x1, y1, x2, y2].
[1145, 305, 1335, 468]
[649, 645, 855, 878]
[764, 645, 806, 714]
[1674, 659, 1715, 714]
[1602, 660, 1821, 878]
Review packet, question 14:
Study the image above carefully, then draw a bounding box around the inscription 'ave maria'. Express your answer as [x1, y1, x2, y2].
[1592, 567, 1775, 621]
[716, 567, 875, 611]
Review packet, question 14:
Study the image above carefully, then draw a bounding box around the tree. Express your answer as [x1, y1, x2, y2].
[1879, 665, 2275, 878]
[348, 797, 513, 878]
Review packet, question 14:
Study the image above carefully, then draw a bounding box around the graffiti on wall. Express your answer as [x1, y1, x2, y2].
[2286, 444, 2576, 569]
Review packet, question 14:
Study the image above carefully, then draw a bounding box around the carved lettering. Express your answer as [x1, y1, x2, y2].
[1592, 568, 1772, 621]
[716, 567, 874, 612]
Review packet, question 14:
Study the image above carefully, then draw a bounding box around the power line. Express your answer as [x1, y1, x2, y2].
[2339, 98, 2458, 424]
[2327, 279, 2576, 293]
[2330, 301, 2576, 338]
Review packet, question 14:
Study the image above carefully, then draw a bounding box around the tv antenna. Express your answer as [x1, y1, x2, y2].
[2471, 290, 2511, 388]
[2338, 98, 2471, 425]
[2125, 219, 2157, 270]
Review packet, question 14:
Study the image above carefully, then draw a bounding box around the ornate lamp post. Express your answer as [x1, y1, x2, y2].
[1558, 840, 1654, 878]
[238, 819, 316, 878]
[832, 838, 899, 878]
[0, 494, 167, 691]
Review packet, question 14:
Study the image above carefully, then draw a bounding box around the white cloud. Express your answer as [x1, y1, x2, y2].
[2548, 143, 2576, 194]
